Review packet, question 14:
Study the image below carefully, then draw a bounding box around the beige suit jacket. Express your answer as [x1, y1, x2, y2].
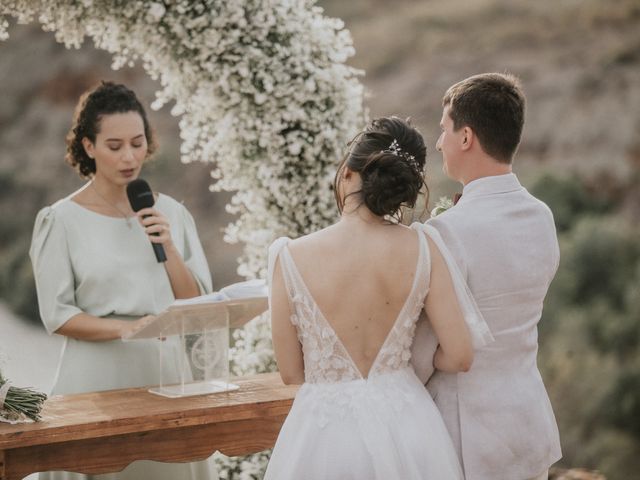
[424, 173, 562, 480]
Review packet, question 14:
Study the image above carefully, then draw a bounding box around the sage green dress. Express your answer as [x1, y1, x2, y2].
[30, 191, 219, 480]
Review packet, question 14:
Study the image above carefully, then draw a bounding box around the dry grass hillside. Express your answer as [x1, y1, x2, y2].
[323, 0, 640, 194]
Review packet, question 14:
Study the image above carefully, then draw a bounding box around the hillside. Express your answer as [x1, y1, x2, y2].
[324, 0, 640, 186]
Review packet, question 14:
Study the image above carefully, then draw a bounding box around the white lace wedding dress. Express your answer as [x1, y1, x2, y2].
[264, 224, 467, 480]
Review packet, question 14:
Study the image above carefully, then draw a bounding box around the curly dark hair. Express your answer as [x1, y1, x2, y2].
[65, 81, 157, 178]
[334, 116, 428, 219]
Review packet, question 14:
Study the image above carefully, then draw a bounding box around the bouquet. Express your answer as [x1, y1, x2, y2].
[0, 369, 47, 423]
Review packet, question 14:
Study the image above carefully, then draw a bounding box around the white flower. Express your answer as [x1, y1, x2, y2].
[287, 141, 302, 156]
[431, 196, 454, 217]
[0, 18, 8, 41]
[147, 2, 166, 23]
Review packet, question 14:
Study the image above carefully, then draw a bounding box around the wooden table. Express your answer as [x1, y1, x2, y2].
[0, 373, 297, 480]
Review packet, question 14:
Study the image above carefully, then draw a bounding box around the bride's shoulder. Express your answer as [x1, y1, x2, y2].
[287, 225, 335, 255]
[287, 229, 320, 246]
[268, 228, 324, 257]
[385, 222, 424, 242]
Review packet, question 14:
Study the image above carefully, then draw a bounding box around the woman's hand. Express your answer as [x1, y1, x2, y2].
[135, 206, 200, 299]
[57, 314, 158, 342]
[119, 314, 156, 340]
[136, 207, 174, 248]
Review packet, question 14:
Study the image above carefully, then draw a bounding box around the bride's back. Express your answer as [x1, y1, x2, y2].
[270, 116, 430, 384]
[287, 221, 420, 377]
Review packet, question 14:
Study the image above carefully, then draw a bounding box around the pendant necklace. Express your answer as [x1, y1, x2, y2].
[91, 181, 133, 228]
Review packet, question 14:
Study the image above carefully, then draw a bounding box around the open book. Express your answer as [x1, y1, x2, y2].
[171, 279, 267, 307]
[122, 280, 268, 340]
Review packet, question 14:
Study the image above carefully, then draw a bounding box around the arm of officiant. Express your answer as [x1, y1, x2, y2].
[55, 314, 155, 342]
[29, 204, 205, 343]
[29, 208, 156, 342]
[137, 206, 201, 299]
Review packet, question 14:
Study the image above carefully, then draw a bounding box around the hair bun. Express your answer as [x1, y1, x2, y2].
[334, 116, 427, 217]
[361, 151, 423, 217]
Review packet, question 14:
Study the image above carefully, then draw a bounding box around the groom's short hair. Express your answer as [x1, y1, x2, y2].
[443, 73, 525, 164]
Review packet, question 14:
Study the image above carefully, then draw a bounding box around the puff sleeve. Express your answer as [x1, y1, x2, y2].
[29, 207, 83, 335]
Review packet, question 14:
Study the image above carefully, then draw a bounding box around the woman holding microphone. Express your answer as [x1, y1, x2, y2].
[30, 81, 218, 480]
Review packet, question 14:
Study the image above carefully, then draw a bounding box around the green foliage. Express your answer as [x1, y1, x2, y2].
[564, 218, 640, 311]
[553, 217, 640, 361]
[0, 172, 43, 323]
[0, 241, 38, 321]
[601, 369, 640, 439]
[533, 170, 640, 478]
[529, 174, 613, 233]
[586, 299, 640, 359]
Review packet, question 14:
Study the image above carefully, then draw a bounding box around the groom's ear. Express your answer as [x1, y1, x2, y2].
[461, 126, 474, 151]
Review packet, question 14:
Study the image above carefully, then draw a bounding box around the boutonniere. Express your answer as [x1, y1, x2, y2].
[430, 196, 454, 217]
[430, 193, 462, 217]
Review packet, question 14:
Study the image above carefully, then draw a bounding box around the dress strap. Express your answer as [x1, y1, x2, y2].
[422, 224, 495, 349]
[411, 222, 431, 297]
[267, 237, 290, 288]
[267, 237, 305, 314]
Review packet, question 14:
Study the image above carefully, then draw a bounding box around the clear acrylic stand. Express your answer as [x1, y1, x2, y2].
[123, 296, 267, 398]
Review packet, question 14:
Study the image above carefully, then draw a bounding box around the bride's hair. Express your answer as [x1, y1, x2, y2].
[334, 116, 427, 219]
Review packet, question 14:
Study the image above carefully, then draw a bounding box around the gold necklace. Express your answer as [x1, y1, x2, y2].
[91, 181, 133, 228]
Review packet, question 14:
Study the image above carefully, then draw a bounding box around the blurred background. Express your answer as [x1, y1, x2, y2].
[0, 0, 638, 478]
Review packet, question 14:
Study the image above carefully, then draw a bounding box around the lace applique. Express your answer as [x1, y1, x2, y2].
[286, 269, 362, 384]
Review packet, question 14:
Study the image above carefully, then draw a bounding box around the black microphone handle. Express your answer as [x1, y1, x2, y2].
[142, 214, 167, 263]
[152, 242, 167, 263]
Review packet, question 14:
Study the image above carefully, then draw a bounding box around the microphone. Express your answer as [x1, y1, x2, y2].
[126, 178, 167, 263]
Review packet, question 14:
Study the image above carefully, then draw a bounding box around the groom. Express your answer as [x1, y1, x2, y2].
[422, 73, 562, 480]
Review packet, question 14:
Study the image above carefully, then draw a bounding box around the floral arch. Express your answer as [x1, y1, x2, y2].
[1, 0, 364, 476]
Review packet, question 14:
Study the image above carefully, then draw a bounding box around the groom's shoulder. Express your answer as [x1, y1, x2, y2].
[424, 208, 466, 244]
[521, 187, 557, 222]
[426, 203, 466, 228]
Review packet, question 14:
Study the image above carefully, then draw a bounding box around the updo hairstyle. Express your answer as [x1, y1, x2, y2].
[65, 81, 157, 178]
[334, 116, 427, 218]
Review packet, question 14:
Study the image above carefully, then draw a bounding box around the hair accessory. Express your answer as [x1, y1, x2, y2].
[383, 139, 421, 172]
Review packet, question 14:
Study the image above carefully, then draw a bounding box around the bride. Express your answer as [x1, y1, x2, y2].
[265, 116, 492, 479]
